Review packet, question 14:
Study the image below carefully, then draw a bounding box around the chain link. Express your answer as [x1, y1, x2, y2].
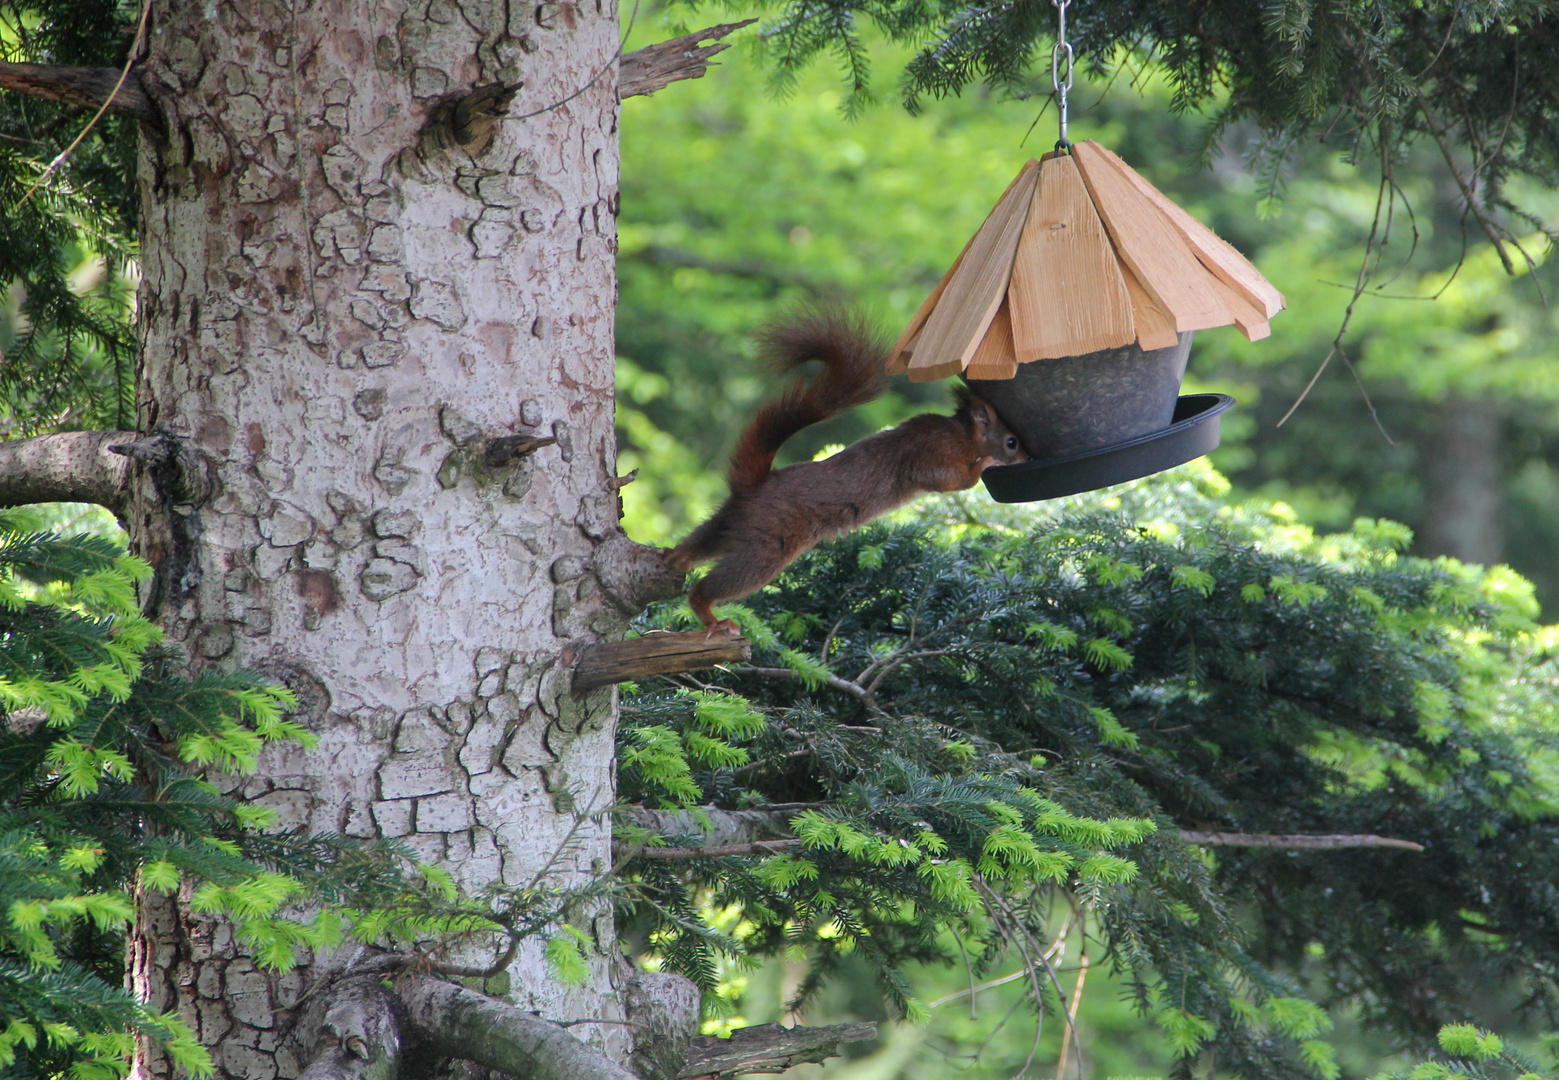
[1051, 0, 1073, 150]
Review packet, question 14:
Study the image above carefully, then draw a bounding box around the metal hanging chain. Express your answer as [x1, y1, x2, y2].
[1052, 0, 1074, 151]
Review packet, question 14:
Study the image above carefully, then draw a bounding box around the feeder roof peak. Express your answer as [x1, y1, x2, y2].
[886, 141, 1285, 382]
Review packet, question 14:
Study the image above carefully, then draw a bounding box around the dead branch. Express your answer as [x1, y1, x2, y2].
[622, 808, 1425, 856]
[627, 806, 799, 847]
[0, 61, 155, 120]
[570, 629, 750, 693]
[616, 807, 800, 865]
[0, 430, 136, 512]
[0, 21, 751, 131]
[1180, 830, 1424, 852]
[484, 432, 557, 467]
[680, 1022, 878, 1079]
[735, 666, 882, 712]
[625, 838, 799, 860]
[619, 20, 758, 100]
[1416, 95, 1516, 275]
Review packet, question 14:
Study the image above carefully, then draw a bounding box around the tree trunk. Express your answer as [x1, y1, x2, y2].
[1417, 394, 1504, 565]
[124, 1, 648, 1076]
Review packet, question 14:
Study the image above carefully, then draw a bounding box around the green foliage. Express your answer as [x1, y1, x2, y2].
[675, 0, 1559, 235]
[0, 1, 138, 434]
[544, 924, 594, 986]
[618, 468, 1559, 1076]
[0, 513, 411, 1080]
[1362, 1023, 1554, 1080]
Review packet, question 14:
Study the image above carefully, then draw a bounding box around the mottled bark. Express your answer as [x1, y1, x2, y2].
[623, 970, 700, 1080]
[1418, 394, 1504, 565]
[124, 0, 645, 1076]
[0, 430, 135, 512]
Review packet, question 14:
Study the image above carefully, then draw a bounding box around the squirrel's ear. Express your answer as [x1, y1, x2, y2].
[968, 398, 994, 432]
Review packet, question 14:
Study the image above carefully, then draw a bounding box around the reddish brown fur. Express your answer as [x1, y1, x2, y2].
[726, 306, 887, 492]
[667, 308, 1028, 630]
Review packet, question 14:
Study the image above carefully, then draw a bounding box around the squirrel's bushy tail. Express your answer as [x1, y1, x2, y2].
[727, 305, 888, 492]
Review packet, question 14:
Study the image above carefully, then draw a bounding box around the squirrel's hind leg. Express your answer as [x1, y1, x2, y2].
[666, 501, 739, 572]
[687, 529, 810, 630]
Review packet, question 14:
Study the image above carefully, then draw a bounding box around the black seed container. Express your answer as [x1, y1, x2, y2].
[964, 332, 1193, 460]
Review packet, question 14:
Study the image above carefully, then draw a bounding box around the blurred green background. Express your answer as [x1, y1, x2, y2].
[613, 18, 1559, 1078]
[615, 22, 1559, 607]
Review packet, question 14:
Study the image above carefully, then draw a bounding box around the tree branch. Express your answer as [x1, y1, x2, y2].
[735, 666, 882, 713]
[295, 968, 873, 1080]
[399, 976, 642, 1080]
[0, 61, 155, 120]
[619, 20, 758, 100]
[591, 533, 692, 617]
[681, 1022, 878, 1079]
[1415, 95, 1516, 275]
[569, 628, 751, 693]
[627, 806, 799, 847]
[628, 838, 799, 860]
[625, 969, 702, 1080]
[0, 431, 136, 512]
[1180, 830, 1424, 852]
[622, 808, 1426, 857]
[295, 976, 404, 1080]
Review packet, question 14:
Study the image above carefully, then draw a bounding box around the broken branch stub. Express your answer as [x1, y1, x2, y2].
[452, 81, 521, 148]
[1180, 830, 1425, 852]
[569, 629, 751, 693]
[618, 20, 758, 100]
[484, 433, 557, 468]
[0, 61, 156, 120]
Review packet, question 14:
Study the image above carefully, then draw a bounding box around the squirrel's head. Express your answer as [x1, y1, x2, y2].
[954, 388, 1028, 469]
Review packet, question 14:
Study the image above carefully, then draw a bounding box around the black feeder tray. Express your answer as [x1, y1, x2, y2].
[966, 331, 1234, 502]
[979, 392, 1234, 503]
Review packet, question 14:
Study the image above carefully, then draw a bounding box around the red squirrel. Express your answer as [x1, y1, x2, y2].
[667, 306, 1029, 632]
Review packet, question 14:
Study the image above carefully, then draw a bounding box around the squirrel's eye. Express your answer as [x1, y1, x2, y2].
[1006, 437, 1018, 450]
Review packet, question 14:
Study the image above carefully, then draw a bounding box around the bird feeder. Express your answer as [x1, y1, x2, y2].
[885, 141, 1284, 502]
